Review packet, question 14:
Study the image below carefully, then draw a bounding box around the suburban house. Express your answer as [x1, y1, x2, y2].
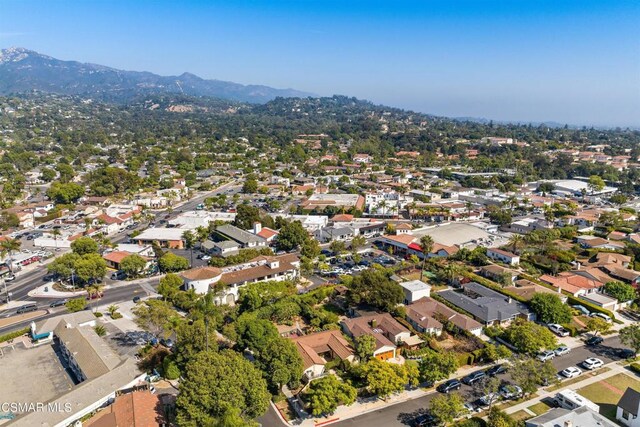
[102, 251, 152, 271]
[486, 248, 520, 265]
[214, 224, 267, 249]
[439, 282, 534, 326]
[576, 235, 625, 250]
[341, 313, 418, 360]
[181, 254, 300, 305]
[525, 406, 616, 427]
[84, 389, 167, 427]
[480, 264, 519, 285]
[289, 330, 356, 381]
[602, 265, 640, 286]
[398, 280, 431, 304]
[405, 297, 483, 336]
[209, 240, 241, 257]
[135, 228, 186, 249]
[504, 279, 567, 303]
[617, 387, 640, 427]
[539, 272, 604, 297]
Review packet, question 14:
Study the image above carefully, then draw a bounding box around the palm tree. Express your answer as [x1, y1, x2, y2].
[182, 230, 196, 267]
[196, 292, 218, 351]
[52, 228, 61, 249]
[107, 304, 119, 317]
[378, 200, 388, 217]
[440, 263, 463, 285]
[419, 235, 434, 281]
[507, 234, 525, 255]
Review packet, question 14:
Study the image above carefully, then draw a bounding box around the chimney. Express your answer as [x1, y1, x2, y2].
[564, 421, 572, 427]
[371, 319, 378, 328]
[253, 222, 262, 234]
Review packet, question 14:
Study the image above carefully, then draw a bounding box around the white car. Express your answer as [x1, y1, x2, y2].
[537, 350, 556, 362]
[548, 323, 570, 337]
[554, 346, 571, 356]
[582, 358, 604, 370]
[560, 367, 582, 378]
[201, 255, 211, 261]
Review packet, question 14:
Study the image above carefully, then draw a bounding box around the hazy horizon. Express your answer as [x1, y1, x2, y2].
[1, 0, 639, 127]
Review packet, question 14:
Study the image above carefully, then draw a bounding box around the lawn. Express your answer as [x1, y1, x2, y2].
[511, 410, 533, 421]
[577, 373, 640, 421]
[527, 401, 552, 416]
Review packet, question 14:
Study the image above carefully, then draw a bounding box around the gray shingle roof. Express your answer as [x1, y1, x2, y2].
[618, 387, 640, 417]
[438, 282, 532, 324]
[216, 224, 265, 245]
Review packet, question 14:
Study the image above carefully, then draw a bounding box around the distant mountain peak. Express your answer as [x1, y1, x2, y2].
[0, 47, 315, 103]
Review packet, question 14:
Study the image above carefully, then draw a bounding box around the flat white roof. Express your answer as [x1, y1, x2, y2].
[135, 227, 186, 241]
[413, 222, 490, 247]
[400, 280, 430, 292]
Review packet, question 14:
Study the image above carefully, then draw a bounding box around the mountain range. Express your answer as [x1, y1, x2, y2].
[0, 47, 314, 103]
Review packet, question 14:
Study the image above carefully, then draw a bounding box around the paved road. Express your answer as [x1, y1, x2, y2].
[0, 277, 159, 334]
[258, 336, 628, 427]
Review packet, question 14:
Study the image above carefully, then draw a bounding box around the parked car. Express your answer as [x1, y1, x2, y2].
[617, 349, 636, 359]
[582, 358, 604, 370]
[499, 384, 523, 400]
[548, 323, 570, 337]
[464, 402, 481, 414]
[554, 346, 571, 357]
[537, 350, 556, 362]
[16, 304, 38, 314]
[590, 312, 612, 323]
[133, 296, 141, 303]
[462, 371, 486, 385]
[437, 379, 461, 393]
[4, 274, 16, 282]
[585, 336, 604, 346]
[111, 270, 127, 280]
[160, 338, 175, 349]
[413, 413, 437, 427]
[486, 364, 507, 377]
[201, 255, 212, 261]
[86, 292, 104, 300]
[560, 367, 582, 378]
[478, 393, 500, 407]
[49, 299, 67, 308]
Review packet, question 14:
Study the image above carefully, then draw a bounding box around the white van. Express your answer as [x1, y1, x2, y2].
[552, 389, 599, 412]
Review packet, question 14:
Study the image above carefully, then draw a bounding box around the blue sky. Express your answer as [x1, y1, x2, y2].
[1, 0, 639, 126]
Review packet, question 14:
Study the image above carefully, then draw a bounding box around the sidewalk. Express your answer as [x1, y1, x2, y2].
[291, 361, 501, 427]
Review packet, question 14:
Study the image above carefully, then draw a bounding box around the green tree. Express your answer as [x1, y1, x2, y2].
[603, 281, 636, 302]
[65, 298, 87, 312]
[276, 220, 309, 252]
[132, 299, 180, 338]
[119, 254, 147, 278]
[162, 357, 181, 380]
[529, 293, 572, 324]
[329, 240, 346, 255]
[182, 230, 196, 267]
[481, 344, 512, 363]
[355, 334, 377, 362]
[306, 375, 357, 416]
[301, 238, 321, 259]
[419, 235, 434, 281]
[0, 238, 21, 272]
[362, 359, 408, 399]
[620, 324, 640, 355]
[235, 316, 280, 354]
[158, 273, 184, 301]
[176, 350, 270, 426]
[588, 175, 605, 193]
[350, 235, 366, 252]
[55, 162, 75, 183]
[242, 177, 259, 194]
[158, 252, 190, 272]
[487, 407, 518, 427]
[417, 350, 459, 384]
[257, 337, 303, 392]
[70, 236, 99, 255]
[503, 320, 557, 355]
[510, 357, 558, 396]
[74, 253, 107, 283]
[233, 204, 262, 230]
[348, 267, 404, 312]
[428, 392, 465, 426]
[586, 317, 611, 336]
[47, 181, 85, 204]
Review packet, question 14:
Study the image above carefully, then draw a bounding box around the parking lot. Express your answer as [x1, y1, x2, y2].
[318, 250, 396, 278]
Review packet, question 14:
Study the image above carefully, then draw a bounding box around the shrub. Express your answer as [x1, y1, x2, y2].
[93, 312, 103, 317]
[0, 327, 30, 343]
[111, 312, 123, 319]
[630, 363, 640, 375]
[163, 358, 181, 380]
[94, 325, 107, 336]
[65, 298, 87, 312]
[561, 323, 579, 337]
